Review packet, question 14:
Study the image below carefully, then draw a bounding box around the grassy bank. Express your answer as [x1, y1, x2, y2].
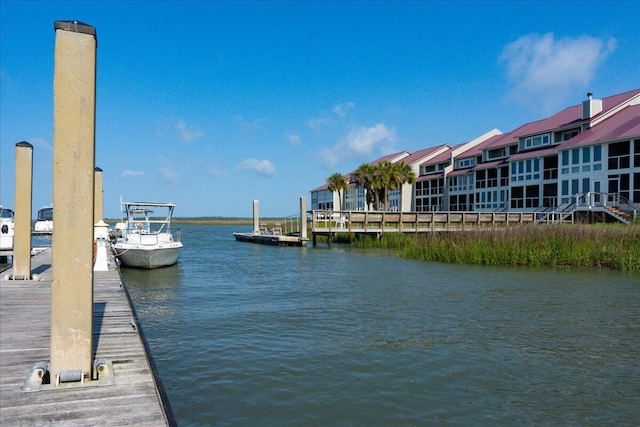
[351, 224, 640, 272]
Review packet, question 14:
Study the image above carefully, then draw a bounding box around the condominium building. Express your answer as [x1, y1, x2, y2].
[311, 89, 640, 222]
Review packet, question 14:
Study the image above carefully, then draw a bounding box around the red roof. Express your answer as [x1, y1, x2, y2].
[416, 172, 444, 182]
[558, 104, 640, 149]
[508, 146, 557, 161]
[512, 88, 640, 140]
[402, 144, 449, 165]
[472, 159, 508, 170]
[448, 167, 473, 177]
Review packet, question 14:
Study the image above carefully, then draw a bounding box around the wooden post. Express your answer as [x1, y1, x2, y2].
[50, 20, 97, 380]
[300, 197, 307, 241]
[253, 200, 259, 234]
[12, 141, 33, 279]
[94, 167, 103, 222]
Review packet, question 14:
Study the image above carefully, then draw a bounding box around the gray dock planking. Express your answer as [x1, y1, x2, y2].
[0, 248, 173, 426]
[233, 232, 307, 246]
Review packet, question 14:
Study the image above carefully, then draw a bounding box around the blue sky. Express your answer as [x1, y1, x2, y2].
[1, 1, 639, 218]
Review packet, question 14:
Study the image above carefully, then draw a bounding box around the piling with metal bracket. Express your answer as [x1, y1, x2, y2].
[50, 20, 97, 380]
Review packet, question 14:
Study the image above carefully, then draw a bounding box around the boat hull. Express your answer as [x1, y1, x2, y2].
[114, 243, 182, 269]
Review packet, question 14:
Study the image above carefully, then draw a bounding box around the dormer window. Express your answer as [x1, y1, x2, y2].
[458, 158, 475, 168]
[486, 147, 506, 160]
[523, 133, 550, 149]
[422, 164, 436, 174]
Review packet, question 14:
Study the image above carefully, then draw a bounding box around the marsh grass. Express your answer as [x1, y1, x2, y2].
[352, 225, 640, 272]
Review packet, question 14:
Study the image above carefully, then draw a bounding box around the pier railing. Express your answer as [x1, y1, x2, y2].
[310, 209, 575, 235]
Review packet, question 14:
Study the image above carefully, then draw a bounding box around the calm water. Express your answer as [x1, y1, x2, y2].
[120, 225, 639, 427]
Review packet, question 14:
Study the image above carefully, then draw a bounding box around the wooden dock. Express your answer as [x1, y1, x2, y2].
[309, 210, 575, 244]
[233, 232, 307, 246]
[0, 248, 175, 426]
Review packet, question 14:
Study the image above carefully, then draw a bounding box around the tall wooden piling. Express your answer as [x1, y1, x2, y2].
[50, 20, 97, 380]
[300, 197, 307, 241]
[94, 167, 103, 222]
[12, 141, 33, 279]
[253, 200, 259, 234]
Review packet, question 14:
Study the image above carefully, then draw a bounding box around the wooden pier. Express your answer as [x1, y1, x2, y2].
[310, 210, 575, 244]
[0, 248, 175, 426]
[234, 232, 307, 246]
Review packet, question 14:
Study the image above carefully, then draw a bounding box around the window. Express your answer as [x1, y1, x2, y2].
[562, 130, 579, 141]
[608, 141, 631, 170]
[422, 165, 436, 174]
[560, 146, 602, 175]
[543, 183, 557, 209]
[572, 179, 579, 195]
[475, 170, 486, 189]
[511, 186, 524, 209]
[572, 149, 580, 164]
[594, 145, 602, 161]
[524, 134, 551, 149]
[543, 155, 558, 180]
[525, 185, 539, 208]
[487, 147, 506, 160]
[510, 159, 540, 182]
[458, 158, 475, 168]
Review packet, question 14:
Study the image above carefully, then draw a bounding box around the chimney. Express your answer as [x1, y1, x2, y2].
[582, 92, 602, 119]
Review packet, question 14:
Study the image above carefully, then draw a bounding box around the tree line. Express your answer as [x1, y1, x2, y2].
[327, 160, 416, 211]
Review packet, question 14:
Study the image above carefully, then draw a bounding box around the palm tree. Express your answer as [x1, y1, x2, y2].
[352, 163, 376, 210]
[374, 161, 394, 211]
[326, 172, 349, 210]
[389, 161, 416, 211]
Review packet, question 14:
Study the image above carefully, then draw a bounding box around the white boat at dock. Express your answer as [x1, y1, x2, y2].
[33, 205, 53, 233]
[113, 201, 183, 269]
[0, 206, 14, 255]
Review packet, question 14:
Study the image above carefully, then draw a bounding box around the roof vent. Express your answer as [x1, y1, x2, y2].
[582, 92, 602, 120]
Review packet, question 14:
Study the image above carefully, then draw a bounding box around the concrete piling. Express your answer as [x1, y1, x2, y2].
[12, 141, 34, 279]
[253, 200, 259, 234]
[50, 20, 97, 379]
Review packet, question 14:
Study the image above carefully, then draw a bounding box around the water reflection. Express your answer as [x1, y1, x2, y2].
[101, 225, 640, 426]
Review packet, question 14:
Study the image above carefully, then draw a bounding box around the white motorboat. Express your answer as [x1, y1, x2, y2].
[34, 205, 53, 233]
[113, 201, 183, 269]
[0, 206, 14, 254]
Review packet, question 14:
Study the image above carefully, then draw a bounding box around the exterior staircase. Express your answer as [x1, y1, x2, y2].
[603, 205, 633, 224]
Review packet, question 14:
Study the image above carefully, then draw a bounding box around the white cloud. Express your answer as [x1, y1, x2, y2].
[176, 119, 204, 143]
[235, 114, 267, 132]
[121, 169, 144, 178]
[237, 158, 276, 176]
[307, 116, 331, 132]
[319, 123, 397, 169]
[207, 166, 229, 177]
[499, 33, 617, 112]
[286, 133, 301, 145]
[155, 154, 179, 183]
[159, 166, 179, 183]
[333, 102, 355, 117]
[155, 118, 204, 143]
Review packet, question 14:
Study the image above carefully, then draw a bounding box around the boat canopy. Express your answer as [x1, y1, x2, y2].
[37, 207, 53, 221]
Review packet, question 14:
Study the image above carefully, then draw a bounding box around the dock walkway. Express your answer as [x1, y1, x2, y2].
[310, 209, 575, 235]
[0, 248, 173, 426]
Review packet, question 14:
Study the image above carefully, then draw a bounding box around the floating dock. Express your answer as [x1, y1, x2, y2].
[234, 231, 308, 246]
[234, 198, 309, 247]
[0, 248, 175, 426]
